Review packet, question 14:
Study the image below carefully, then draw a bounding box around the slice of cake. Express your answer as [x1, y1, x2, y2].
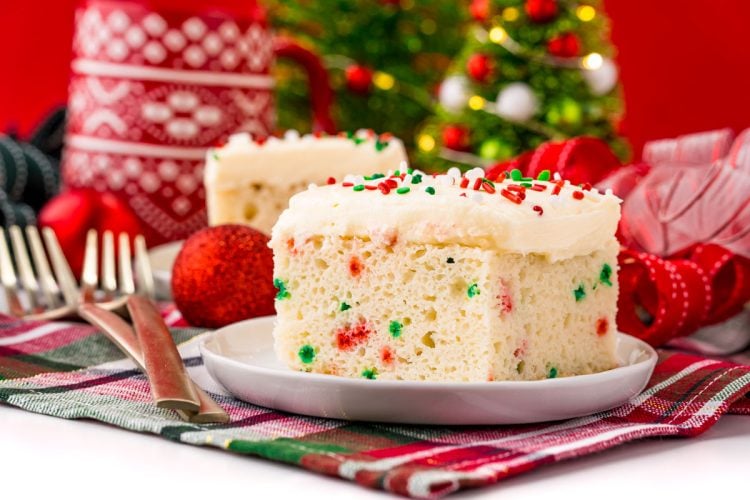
[204, 130, 407, 235]
[269, 167, 621, 382]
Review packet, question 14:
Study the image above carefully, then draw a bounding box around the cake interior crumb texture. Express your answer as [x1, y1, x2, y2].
[272, 236, 619, 382]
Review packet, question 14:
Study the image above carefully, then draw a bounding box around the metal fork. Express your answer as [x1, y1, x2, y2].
[0, 226, 228, 423]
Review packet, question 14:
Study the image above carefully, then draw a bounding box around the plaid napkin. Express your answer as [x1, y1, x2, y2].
[1, 311, 749, 499]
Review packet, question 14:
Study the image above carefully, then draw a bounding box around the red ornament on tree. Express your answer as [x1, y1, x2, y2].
[171, 225, 276, 328]
[547, 32, 581, 58]
[469, 0, 490, 22]
[345, 64, 374, 94]
[442, 125, 470, 151]
[466, 53, 493, 82]
[525, 0, 558, 23]
[38, 188, 141, 276]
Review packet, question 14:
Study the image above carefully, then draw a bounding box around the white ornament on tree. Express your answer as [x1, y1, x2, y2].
[582, 57, 618, 96]
[438, 75, 470, 113]
[495, 82, 538, 122]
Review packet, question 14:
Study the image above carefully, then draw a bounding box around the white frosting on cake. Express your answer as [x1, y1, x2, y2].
[204, 130, 407, 190]
[271, 167, 621, 261]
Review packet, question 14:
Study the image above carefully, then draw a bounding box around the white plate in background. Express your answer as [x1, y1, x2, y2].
[147, 240, 183, 300]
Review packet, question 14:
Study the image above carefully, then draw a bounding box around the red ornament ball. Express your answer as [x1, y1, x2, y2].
[442, 125, 470, 151]
[547, 32, 581, 57]
[469, 0, 490, 21]
[171, 225, 275, 328]
[345, 64, 374, 94]
[525, 0, 558, 23]
[466, 53, 494, 82]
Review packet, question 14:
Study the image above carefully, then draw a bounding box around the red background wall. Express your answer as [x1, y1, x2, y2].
[2, 0, 750, 158]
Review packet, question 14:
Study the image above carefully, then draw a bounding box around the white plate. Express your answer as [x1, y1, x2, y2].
[200, 316, 658, 425]
[147, 241, 183, 300]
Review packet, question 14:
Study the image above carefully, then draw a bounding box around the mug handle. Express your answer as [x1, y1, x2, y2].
[273, 36, 336, 134]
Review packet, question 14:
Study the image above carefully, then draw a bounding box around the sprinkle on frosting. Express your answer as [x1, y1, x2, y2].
[362, 368, 378, 379]
[396, 186, 410, 194]
[467, 283, 480, 298]
[425, 186, 436, 195]
[537, 170, 551, 181]
[547, 366, 558, 379]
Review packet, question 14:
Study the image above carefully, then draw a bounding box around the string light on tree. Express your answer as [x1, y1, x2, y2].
[417, 133, 436, 152]
[576, 4, 597, 22]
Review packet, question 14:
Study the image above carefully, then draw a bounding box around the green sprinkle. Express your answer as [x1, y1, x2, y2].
[362, 368, 378, 379]
[600, 263, 613, 287]
[425, 186, 436, 195]
[370, 173, 385, 180]
[212, 151, 220, 161]
[520, 177, 533, 182]
[394, 169, 400, 176]
[353, 137, 365, 145]
[340, 302, 351, 312]
[504, 171, 510, 179]
[447, 257, 455, 264]
[389, 320, 403, 338]
[483, 178, 495, 187]
[396, 186, 410, 194]
[574, 284, 586, 302]
[520, 182, 532, 188]
[516, 360, 525, 374]
[411, 174, 423, 184]
[273, 278, 291, 300]
[407, 167, 415, 174]
[298, 345, 315, 364]
[346, 130, 354, 138]
[537, 170, 551, 181]
[510, 169, 522, 181]
[353, 184, 365, 191]
[375, 139, 389, 151]
[547, 366, 558, 379]
[467, 283, 480, 298]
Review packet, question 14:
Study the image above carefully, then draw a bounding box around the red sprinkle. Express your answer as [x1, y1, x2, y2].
[533, 205, 544, 216]
[460, 177, 469, 189]
[327, 177, 336, 185]
[381, 346, 394, 365]
[472, 178, 483, 190]
[336, 319, 373, 351]
[506, 184, 526, 193]
[349, 256, 364, 277]
[255, 136, 267, 145]
[364, 184, 378, 190]
[530, 184, 547, 191]
[342, 182, 354, 187]
[572, 191, 585, 200]
[378, 182, 391, 195]
[459, 193, 467, 197]
[501, 189, 523, 204]
[385, 179, 398, 189]
[552, 180, 565, 196]
[498, 280, 513, 315]
[313, 130, 323, 138]
[581, 182, 592, 191]
[596, 318, 609, 336]
[482, 181, 496, 194]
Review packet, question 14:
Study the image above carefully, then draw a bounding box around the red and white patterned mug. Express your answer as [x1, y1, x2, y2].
[62, 0, 335, 245]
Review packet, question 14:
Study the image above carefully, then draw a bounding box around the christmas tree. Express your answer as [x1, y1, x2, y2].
[415, 0, 628, 170]
[266, 0, 468, 152]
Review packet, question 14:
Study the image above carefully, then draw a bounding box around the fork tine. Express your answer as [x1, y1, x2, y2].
[133, 235, 155, 300]
[26, 226, 60, 309]
[0, 230, 25, 316]
[81, 229, 99, 303]
[118, 233, 135, 295]
[9, 226, 40, 310]
[102, 231, 116, 296]
[42, 227, 79, 307]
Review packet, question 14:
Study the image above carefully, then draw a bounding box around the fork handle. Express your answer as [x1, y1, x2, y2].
[126, 296, 201, 412]
[78, 304, 228, 423]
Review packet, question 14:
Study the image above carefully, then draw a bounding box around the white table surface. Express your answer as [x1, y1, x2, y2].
[0, 404, 747, 499]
